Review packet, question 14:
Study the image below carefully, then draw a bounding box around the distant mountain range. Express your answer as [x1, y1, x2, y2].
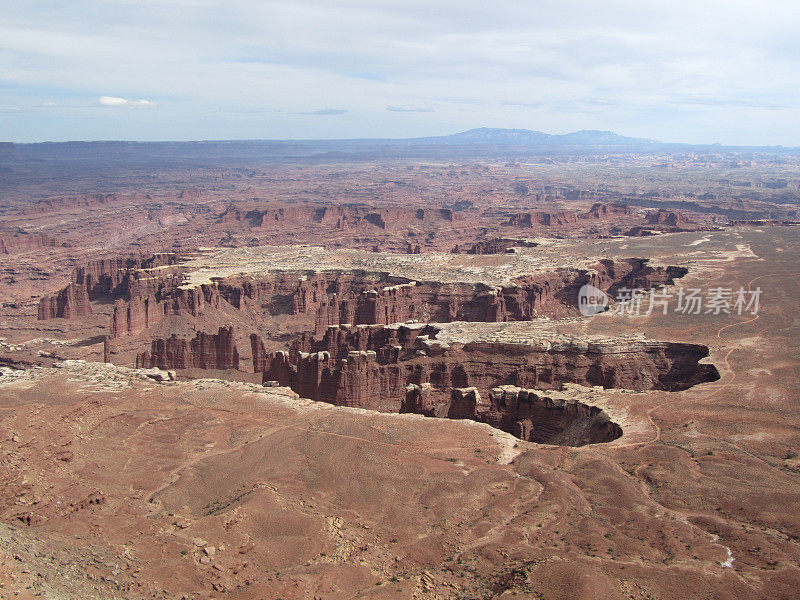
[410, 128, 663, 148]
[1, 128, 797, 165]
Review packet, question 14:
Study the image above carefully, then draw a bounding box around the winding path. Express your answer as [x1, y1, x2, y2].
[614, 271, 793, 450]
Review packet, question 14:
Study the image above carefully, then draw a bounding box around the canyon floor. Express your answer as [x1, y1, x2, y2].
[0, 156, 799, 599]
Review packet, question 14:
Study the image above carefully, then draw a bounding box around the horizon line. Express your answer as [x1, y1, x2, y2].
[2, 127, 797, 149]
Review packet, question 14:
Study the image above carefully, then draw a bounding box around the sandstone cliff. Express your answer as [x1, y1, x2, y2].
[0, 232, 65, 254]
[504, 211, 580, 227]
[109, 255, 686, 338]
[449, 385, 622, 445]
[37, 283, 92, 320]
[501, 203, 633, 229]
[111, 284, 220, 337]
[646, 209, 694, 228]
[136, 326, 239, 370]
[588, 202, 633, 218]
[73, 254, 178, 300]
[251, 322, 719, 415]
[221, 204, 459, 231]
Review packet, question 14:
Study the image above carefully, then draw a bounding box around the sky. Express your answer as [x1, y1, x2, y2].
[1, 0, 799, 145]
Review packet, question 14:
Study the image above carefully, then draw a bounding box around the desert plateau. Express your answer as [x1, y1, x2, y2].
[3, 1, 800, 598]
[0, 138, 798, 600]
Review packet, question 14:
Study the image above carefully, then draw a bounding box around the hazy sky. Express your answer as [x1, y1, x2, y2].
[2, 0, 799, 144]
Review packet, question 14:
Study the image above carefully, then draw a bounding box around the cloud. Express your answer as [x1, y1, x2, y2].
[2, 1, 800, 143]
[303, 109, 348, 115]
[669, 96, 788, 110]
[501, 101, 546, 109]
[99, 96, 156, 107]
[386, 106, 434, 112]
[99, 95, 127, 106]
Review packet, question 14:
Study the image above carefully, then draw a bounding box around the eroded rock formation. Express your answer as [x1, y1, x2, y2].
[37, 283, 92, 320]
[106, 256, 686, 337]
[136, 326, 239, 370]
[501, 203, 633, 229]
[111, 284, 221, 337]
[41, 248, 706, 450]
[588, 202, 633, 218]
[0, 232, 65, 254]
[505, 211, 580, 228]
[451, 239, 528, 255]
[251, 322, 719, 416]
[73, 254, 178, 300]
[251, 320, 645, 445]
[647, 209, 694, 228]
[449, 385, 622, 446]
[221, 204, 459, 231]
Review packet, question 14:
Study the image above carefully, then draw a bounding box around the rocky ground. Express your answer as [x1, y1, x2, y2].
[0, 160, 799, 598]
[0, 226, 796, 598]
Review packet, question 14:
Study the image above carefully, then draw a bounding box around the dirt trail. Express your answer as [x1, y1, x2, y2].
[605, 271, 800, 577]
[614, 271, 794, 450]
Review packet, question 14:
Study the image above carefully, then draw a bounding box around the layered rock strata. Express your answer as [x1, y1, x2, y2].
[105, 251, 686, 336]
[220, 204, 459, 230]
[72, 254, 179, 300]
[647, 209, 694, 228]
[446, 385, 622, 446]
[251, 322, 719, 416]
[135, 326, 239, 370]
[501, 203, 633, 229]
[0, 232, 65, 254]
[37, 283, 92, 320]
